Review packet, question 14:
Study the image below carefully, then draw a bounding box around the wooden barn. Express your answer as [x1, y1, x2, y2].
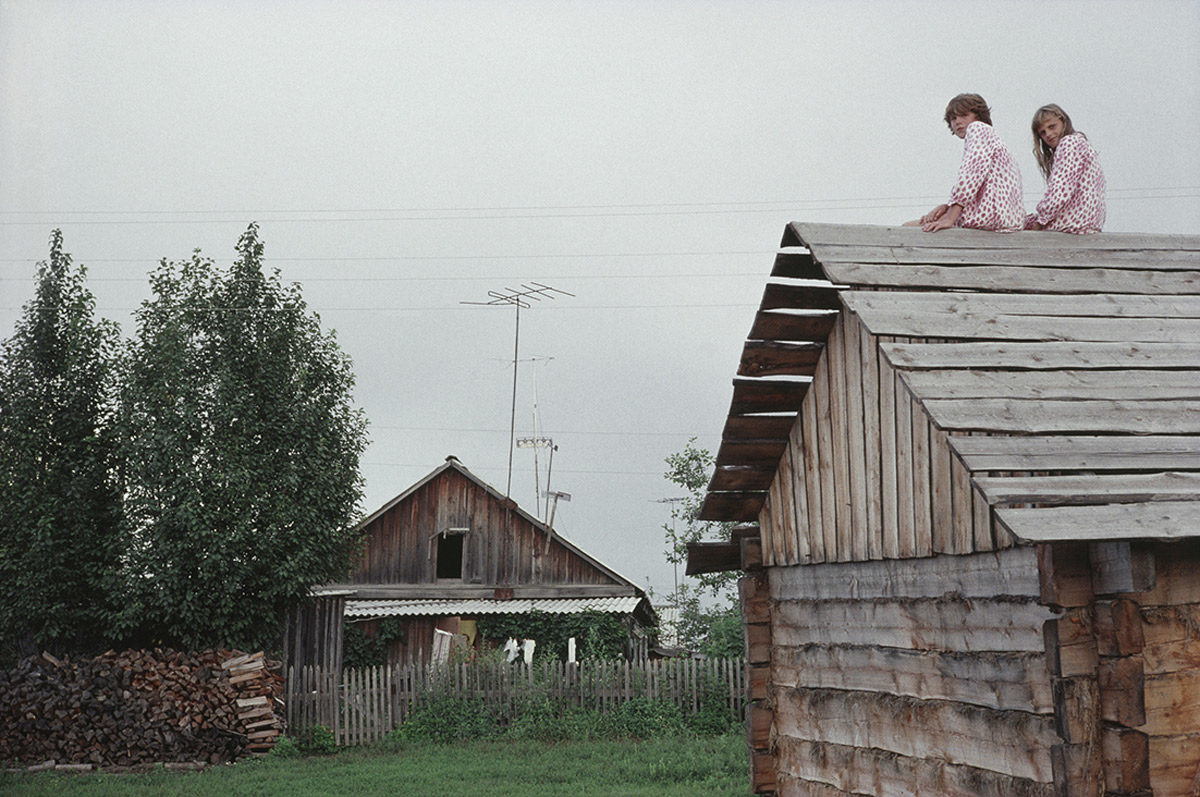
[691, 223, 1200, 795]
[286, 456, 655, 670]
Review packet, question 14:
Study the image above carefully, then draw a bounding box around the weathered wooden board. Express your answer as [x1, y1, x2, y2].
[902, 369, 1200, 401]
[812, 350, 839, 561]
[930, 426, 955, 554]
[893, 344, 917, 557]
[817, 243, 1200, 268]
[714, 437, 788, 467]
[771, 596, 1052, 652]
[772, 686, 1059, 782]
[728, 377, 811, 415]
[775, 444, 800, 565]
[800, 387, 825, 563]
[721, 413, 796, 441]
[698, 490, 763, 521]
[776, 737, 1055, 797]
[851, 304, 1196, 343]
[1149, 735, 1200, 797]
[790, 220, 1200, 252]
[770, 246, 821, 279]
[878, 340, 901, 558]
[707, 465, 774, 492]
[1130, 543, 1200, 606]
[684, 541, 740, 575]
[822, 262, 1200, 294]
[911, 397, 934, 556]
[748, 310, 838, 342]
[923, 398, 1200, 435]
[771, 643, 1054, 712]
[1142, 605, 1200, 675]
[950, 434, 1200, 473]
[842, 313, 869, 560]
[827, 319, 853, 562]
[974, 472, 1200, 507]
[759, 282, 843, 311]
[845, 291, 1200, 318]
[786, 412, 812, 565]
[997, 501, 1200, 544]
[1143, 670, 1200, 736]
[737, 339, 823, 377]
[882, 341, 1200, 371]
[768, 535, 1041, 600]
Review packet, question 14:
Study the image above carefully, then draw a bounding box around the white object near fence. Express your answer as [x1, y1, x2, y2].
[432, 628, 454, 664]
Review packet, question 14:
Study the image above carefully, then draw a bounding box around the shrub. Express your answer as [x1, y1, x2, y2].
[610, 697, 686, 738]
[393, 695, 498, 744]
[268, 735, 302, 758]
[297, 724, 338, 755]
[504, 697, 609, 742]
[685, 674, 737, 735]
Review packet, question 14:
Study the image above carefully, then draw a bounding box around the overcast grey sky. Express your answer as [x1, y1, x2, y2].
[3, 0, 1198, 600]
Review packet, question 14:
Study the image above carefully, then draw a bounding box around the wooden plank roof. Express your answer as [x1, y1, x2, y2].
[700, 222, 1200, 548]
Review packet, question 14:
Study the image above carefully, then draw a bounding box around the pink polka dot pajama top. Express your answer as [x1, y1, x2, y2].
[948, 121, 1026, 232]
[1029, 133, 1107, 234]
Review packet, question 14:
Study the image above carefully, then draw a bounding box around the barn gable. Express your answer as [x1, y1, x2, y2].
[698, 223, 1200, 795]
[343, 456, 637, 590]
[288, 457, 653, 670]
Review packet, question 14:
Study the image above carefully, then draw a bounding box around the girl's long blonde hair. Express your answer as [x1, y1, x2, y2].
[1031, 104, 1078, 180]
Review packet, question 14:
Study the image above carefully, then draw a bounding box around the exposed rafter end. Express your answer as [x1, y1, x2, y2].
[698, 491, 765, 522]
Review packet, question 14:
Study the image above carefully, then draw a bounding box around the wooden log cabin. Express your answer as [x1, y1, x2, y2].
[692, 222, 1200, 796]
[286, 456, 654, 670]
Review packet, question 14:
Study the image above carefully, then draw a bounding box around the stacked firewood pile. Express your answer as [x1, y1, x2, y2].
[0, 648, 284, 769]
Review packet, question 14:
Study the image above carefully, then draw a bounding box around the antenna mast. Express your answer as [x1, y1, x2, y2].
[462, 282, 573, 499]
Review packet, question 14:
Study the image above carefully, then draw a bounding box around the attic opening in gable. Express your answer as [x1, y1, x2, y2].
[436, 528, 468, 580]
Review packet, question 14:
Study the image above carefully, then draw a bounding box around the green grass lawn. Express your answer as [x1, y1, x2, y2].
[1, 734, 752, 796]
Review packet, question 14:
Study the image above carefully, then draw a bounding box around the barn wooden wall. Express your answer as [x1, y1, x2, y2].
[283, 596, 345, 672]
[758, 309, 1004, 568]
[350, 468, 617, 587]
[1041, 539, 1200, 795]
[768, 546, 1058, 795]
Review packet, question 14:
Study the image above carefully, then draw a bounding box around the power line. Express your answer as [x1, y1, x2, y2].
[2, 187, 1195, 225]
[2, 186, 1195, 216]
[0, 250, 770, 265]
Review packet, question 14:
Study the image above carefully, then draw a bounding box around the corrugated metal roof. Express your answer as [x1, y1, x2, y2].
[344, 596, 643, 619]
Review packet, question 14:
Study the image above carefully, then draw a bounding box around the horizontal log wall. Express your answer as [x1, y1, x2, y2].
[1130, 542, 1200, 795]
[768, 548, 1058, 794]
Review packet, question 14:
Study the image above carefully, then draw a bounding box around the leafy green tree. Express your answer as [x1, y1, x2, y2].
[0, 230, 124, 660]
[661, 438, 741, 654]
[117, 224, 368, 650]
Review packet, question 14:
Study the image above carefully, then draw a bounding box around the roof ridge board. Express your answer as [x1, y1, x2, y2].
[789, 221, 1200, 253]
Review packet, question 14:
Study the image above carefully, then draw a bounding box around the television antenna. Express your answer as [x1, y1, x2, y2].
[462, 283, 573, 499]
[656, 497, 687, 613]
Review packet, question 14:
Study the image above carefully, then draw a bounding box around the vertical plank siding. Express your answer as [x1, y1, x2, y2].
[286, 658, 747, 747]
[351, 469, 618, 588]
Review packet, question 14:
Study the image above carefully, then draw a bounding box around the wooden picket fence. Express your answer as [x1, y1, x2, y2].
[286, 657, 747, 746]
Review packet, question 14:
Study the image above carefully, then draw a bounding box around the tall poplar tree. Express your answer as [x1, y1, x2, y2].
[0, 230, 124, 660]
[118, 224, 368, 650]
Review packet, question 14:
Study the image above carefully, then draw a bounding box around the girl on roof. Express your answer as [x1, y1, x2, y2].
[1025, 103, 1106, 233]
[905, 93, 1025, 232]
